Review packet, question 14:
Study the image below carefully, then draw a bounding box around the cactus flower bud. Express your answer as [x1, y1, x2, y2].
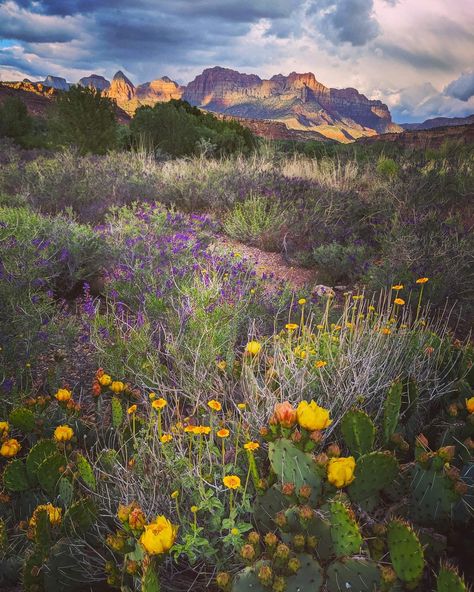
[309, 430, 323, 443]
[264, 532, 278, 549]
[260, 427, 269, 438]
[292, 534, 305, 552]
[438, 446, 455, 462]
[447, 403, 458, 417]
[298, 505, 313, 522]
[314, 452, 328, 467]
[216, 572, 231, 591]
[291, 429, 302, 443]
[416, 433, 429, 449]
[125, 560, 139, 575]
[247, 531, 260, 546]
[326, 443, 341, 457]
[241, 544, 256, 563]
[282, 482, 295, 496]
[445, 466, 460, 481]
[257, 478, 269, 491]
[464, 437, 474, 451]
[372, 524, 387, 536]
[306, 535, 318, 550]
[257, 565, 273, 587]
[454, 480, 468, 496]
[381, 565, 397, 584]
[288, 556, 301, 574]
[275, 543, 290, 561]
[298, 484, 312, 500]
[275, 511, 287, 528]
[272, 576, 286, 592]
[274, 401, 297, 428]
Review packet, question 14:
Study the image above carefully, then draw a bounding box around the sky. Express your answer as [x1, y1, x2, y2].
[0, 0, 473, 122]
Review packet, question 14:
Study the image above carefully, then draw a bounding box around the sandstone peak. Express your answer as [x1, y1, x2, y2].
[78, 74, 110, 92]
[105, 70, 136, 102]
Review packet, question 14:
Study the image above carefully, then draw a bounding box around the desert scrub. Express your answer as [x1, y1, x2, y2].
[223, 193, 290, 250]
[311, 241, 372, 284]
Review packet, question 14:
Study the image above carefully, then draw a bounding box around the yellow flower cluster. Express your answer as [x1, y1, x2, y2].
[54, 425, 74, 442]
[0, 438, 21, 457]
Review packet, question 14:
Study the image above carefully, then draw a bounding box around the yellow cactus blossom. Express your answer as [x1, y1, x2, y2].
[140, 516, 178, 555]
[245, 341, 262, 355]
[285, 323, 299, 331]
[327, 456, 356, 488]
[314, 360, 327, 369]
[296, 400, 332, 431]
[29, 503, 62, 528]
[55, 388, 72, 402]
[0, 421, 9, 436]
[127, 405, 137, 415]
[244, 441, 260, 452]
[160, 434, 173, 443]
[466, 397, 474, 414]
[0, 438, 21, 457]
[392, 284, 404, 290]
[110, 381, 125, 394]
[217, 428, 230, 438]
[394, 298, 405, 306]
[416, 277, 429, 284]
[298, 298, 307, 305]
[208, 399, 222, 412]
[223, 475, 241, 489]
[98, 374, 112, 387]
[53, 425, 74, 442]
[152, 398, 167, 410]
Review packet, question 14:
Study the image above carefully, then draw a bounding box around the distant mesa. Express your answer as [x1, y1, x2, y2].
[401, 114, 474, 131]
[43, 75, 70, 91]
[78, 74, 110, 91]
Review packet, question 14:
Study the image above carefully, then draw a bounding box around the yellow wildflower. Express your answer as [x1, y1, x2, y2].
[223, 475, 241, 489]
[416, 277, 429, 284]
[152, 398, 167, 410]
[392, 284, 404, 290]
[160, 434, 173, 443]
[244, 441, 260, 452]
[217, 428, 230, 438]
[298, 298, 307, 305]
[466, 397, 474, 414]
[208, 400, 222, 412]
[394, 298, 405, 306]
[314, 360, 327, 369]
[127, 405, 137, 415]
[285, 323, 299, 331]
[245, 341, 262, 355]
[98, 374, 112, 386]
[55, 388, 72, 402]
[237, 403, 247, 410]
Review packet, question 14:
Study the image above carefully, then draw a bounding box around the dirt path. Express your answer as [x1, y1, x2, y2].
[211, 236, 318, 291]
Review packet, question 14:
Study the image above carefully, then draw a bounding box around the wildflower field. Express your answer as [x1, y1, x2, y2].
[0, 138, 473, 591]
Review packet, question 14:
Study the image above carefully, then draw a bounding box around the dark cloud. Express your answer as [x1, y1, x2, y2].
[444, 70, 474, 101]
[308, 0, 380, 46]
[376, 43, 455, 72]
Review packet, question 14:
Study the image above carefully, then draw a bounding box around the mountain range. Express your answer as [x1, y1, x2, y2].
[3, 67, 473, 144]
[29, 67, 401, 142]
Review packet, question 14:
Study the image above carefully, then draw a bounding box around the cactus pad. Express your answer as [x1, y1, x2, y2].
[326, 557, 381, 591]
[340, 410, 375, 457]
[436, 565, 467, 592]
[409, 464, 460, 524]
[231, 564, 268, 592]
[387, 519, 424, 585]
[9, 406, 35, 433]
[64, 498, 97, 533]
[3, 459, 29, 492]
[348, 452, 398, 502]
[76, 453, 96, 491]
[285, 554, 323, 592]
[329, 500, 362, 557]
[383, 381, 402, 444]
[26, 440, 57, 483]
[58, 478, 74, 507]
[253, 484, 287, 532]
[37, 453, 64, 495]
[111, 397, 123, 428]
[269, 439, 322, 505]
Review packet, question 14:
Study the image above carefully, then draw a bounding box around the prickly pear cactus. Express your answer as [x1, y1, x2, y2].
[387, 519, 424, 586]
[341, 409, 376, 457]
[76, 453, 96, 491]
[348, 452, 398, 502]
[285, 554, 323, 592]
[9, 406, 35, 433]
[268, 439, 322, 504]
[64, 497, 97, 533]
[326, 557, 381, 592]
[3, 459, 30, 492]
[409, 463, 461, 525]
[253, 484, 287, 531]
[26, 440, 57, 483]
[111, 397, 123, 428]
[329, 500, 362, 557]
[142, 560, 161, 592]
[58, 478, 74, 507]
[383, 381, 402, 444]
[231, 565, 266, 592]
[436, 565, 467, 592]
[37, 452, 64, 495]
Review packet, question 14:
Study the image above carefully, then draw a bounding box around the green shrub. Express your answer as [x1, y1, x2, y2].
[376, 157, 399, 178]
[223, 194, 289, 250]
[312, 242, 371, 284]
[0, 97, 32, 141]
